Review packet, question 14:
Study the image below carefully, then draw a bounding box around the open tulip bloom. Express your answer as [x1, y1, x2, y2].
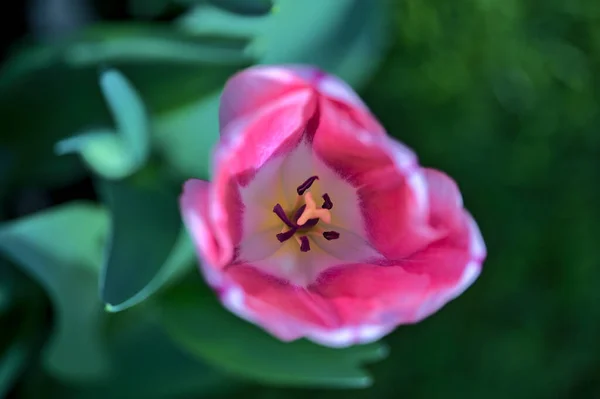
[180, 65, 486, 347]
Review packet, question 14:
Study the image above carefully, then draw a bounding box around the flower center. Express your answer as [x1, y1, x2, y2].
[272, 175, 340, 252]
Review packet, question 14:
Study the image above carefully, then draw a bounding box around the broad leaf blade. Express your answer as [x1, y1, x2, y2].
[99, 180, 181, 312]
[100, 68, 149, 166]
[18, 307, 239, 399]
[0, 24, 250, 187]
[159, 280, 388, 388]
[0, 203, 110, 382]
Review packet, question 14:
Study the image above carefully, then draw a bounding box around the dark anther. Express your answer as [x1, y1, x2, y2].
[321, 193, 333, 210]
[323, 231, 340, 240]
[276, 229, 297, 243]
[273, 203, 295, 228]
[297, 175, 319, 195]
[299, 236, 311, 252]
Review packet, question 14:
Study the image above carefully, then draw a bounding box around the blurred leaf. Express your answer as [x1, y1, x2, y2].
[159, 0, 389, 181]
[0, 340, 28, 398]
[94, 311, 236, 398]
[177, 0, 273, 15]
[177, 0, 389, 88]
[64, 25, 251, 67]
[0, 273, 11, 318]
[153, 92, 220, 180]
[159, 280, 388, 388]
[129, 0, 170, 19]
[210, 0, 273, 15]
[0, 203, 110, 382]
[0, 24, 250, 187]
[326, 0, 388, 88]
[56, 69, 150, 180]
[0, 264, 29, 398]
[177, 3, 265, 38]
[248, 0, 387, 87]
[99, 181, 181, 312]
[18, 305, 238, 399]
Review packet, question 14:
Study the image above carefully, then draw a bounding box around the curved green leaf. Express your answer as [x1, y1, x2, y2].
[56, 129, 136, 180]
[159, 280, 388, 388]
[18, 307, 238, 399]
[56, 69, 150, 180]
[177, 0, 389, 87]
[0, 24, 250, 187]
[153, 92, 220, 180]
[159, 0, 389, 180]
[101, 68, 150, 163]
[99, 180, 181, 312]
[0, 203, 110, 382]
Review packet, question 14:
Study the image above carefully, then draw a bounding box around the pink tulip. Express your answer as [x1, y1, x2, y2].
[180, 65, 486, 347]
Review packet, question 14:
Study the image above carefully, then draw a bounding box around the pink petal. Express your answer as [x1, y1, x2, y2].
[221, 65, 386, 138]
[424, 168, 464, 230]
[275, 65, 387, 136]
[312, 209, 485, 327]
[312, 100, 440, 259]
[205, 88, 316, 267]
[224, 264, 341, 334]
[214, 88, 316, 186]
[312, 263, 430, 326]
[281, 66, 368, 110]
[403, 211, 485, 321]
[219, 66, 310, 132]
[180, 179, 228, 267]
[400, 169, 485, 319]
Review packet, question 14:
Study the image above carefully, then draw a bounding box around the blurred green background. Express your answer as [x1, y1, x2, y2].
[1, 0, 599, 398]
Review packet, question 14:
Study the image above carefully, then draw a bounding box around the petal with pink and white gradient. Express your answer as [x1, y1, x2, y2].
[219, 66, 310, 131]
[180, 179, 225, 267]
[313, 100, 440, 259]
[224, 264, 341, 338]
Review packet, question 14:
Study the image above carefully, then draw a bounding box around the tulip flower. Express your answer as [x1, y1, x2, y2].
[180, 65, 486, 347]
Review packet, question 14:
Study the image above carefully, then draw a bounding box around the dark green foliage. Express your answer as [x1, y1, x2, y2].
[1, 0, 599, 397]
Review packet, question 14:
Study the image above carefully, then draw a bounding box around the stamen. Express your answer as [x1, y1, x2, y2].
[273, 203, 295, 228]
[274, 177, 338, 252]
[323, 231, 340, 240]
[299, 236, 311, 252]
[293, 205, 319, 228]
[296, 192, 332, 225]
[296, 176, 319, 195]
[321, 193, 333, 210]
[276, 229, 297, 243]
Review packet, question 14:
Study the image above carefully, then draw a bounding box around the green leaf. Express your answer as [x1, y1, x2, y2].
[0, 203, 110, 382]
[158, 0, 389, 181]
[99, 180, 182, 312]
[129, 0, 170, 19]
[176, 0, 389, 88]
[91, 311, 235, 398]
[0, 343, 27, 398]
[159, 280, 388, 388]
[176, 0, 273, 15]
[100, 69, 150, 163]
[18, 306, 238, 399]
[0, 24, 249, 187]
[56, 69, 150, 180]
[153, 92, 220, 180]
